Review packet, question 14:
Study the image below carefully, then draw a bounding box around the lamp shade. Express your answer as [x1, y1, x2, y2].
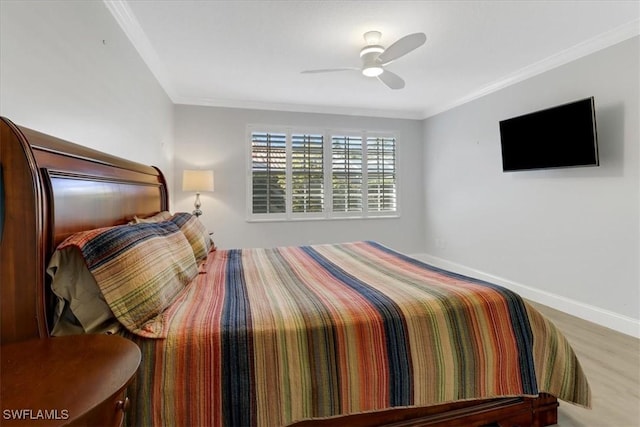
[182, 170, 214, 192]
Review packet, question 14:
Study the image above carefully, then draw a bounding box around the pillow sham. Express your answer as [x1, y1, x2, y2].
[131, 210, 173, 224]
[47, 247, 120, 336]
[169, 212, 214, 261]
[58, 221, 198, 338]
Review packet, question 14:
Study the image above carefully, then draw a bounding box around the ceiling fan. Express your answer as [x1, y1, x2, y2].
[301, 31, 427, 90]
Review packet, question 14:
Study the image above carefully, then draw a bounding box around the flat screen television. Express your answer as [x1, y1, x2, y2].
[499, 97, 599, 172]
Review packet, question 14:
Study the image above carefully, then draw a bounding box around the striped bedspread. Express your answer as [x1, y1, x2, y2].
[124, 241, 590, 427]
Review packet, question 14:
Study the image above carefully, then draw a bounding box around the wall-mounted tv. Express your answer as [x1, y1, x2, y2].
[499, 97, 599, 172]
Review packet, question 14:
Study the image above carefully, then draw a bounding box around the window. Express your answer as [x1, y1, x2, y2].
[367, 136, 397, 212]
[292, 133, 324, 213]
[332, 135, 363, 213]
[251, 132, 286, 214]
[248, 127, 397, 220]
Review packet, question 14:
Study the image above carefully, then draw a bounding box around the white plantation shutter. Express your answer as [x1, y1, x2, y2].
[332, 135, 363, 212]
[291, 133, 324, 213]
[248, 127, 397, 220]
[367, 136, 396, 212]
[251, 132, 286, 214]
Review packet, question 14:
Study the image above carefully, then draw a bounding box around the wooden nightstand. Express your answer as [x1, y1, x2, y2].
[1, 334, 140, 427]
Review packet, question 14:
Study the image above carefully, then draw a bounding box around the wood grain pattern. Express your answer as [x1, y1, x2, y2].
[0, 117, 47, 342]
[0, 334, 140, 426]
[290, 395, 556, 427]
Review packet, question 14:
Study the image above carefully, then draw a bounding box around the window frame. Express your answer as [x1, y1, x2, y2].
[247, 125, 400, 222]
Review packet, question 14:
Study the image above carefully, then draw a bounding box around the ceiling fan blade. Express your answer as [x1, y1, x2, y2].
[377, 32, 427, 65]
[377, 70, 405, 90]
[301, 67, 359, 74]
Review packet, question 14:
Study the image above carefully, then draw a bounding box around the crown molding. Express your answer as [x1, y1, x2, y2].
[103, 0, 177, 100]
[421, 19, 640, 119]
[174, 96, 425, 120]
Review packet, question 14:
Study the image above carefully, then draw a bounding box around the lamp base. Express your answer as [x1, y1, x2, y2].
[193, 192, 203, 217]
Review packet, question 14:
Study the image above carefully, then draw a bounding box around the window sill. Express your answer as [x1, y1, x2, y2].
[246, 214, 400, 223]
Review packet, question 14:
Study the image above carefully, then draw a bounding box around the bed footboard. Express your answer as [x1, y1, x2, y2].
[290, 393, 557, 427]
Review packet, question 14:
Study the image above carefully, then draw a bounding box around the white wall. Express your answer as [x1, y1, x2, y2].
[174, 105, 426, 254]
[422, 37, 639, 335]
[0, 0, 174, 185]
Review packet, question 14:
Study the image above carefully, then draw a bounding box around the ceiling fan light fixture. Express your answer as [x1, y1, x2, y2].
[360, 43, 384, 77]
[362, 65, 383, 77]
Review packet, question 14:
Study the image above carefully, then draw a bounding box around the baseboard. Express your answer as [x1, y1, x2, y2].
[410, 253, 640, 339]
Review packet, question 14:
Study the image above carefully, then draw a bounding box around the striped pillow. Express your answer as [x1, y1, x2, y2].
[169, 212, 213, 261]
[59, 221, 198, 338]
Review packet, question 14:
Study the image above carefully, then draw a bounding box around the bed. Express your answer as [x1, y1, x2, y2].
[0, 116, 590, 427]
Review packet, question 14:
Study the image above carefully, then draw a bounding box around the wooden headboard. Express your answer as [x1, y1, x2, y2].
[0, 117, 169, 344]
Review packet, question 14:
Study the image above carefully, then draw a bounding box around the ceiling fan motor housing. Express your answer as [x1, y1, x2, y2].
[360, 45, 384, 77]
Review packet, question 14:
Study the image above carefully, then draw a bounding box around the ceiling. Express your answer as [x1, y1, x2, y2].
[107, 1, 639, 120]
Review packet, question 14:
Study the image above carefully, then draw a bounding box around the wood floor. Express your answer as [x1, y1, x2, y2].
[528, 301, 640, 427]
